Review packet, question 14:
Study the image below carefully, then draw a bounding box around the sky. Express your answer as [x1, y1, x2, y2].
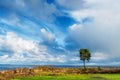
[0, 0, 120, 65]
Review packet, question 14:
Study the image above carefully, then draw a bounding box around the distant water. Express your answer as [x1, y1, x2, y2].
[0, 64, 36, 71]
[0, 65, 81, 71]
[0, 65, 83, 71]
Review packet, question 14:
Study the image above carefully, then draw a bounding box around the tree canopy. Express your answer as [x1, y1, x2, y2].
[79, 48, 91, 69]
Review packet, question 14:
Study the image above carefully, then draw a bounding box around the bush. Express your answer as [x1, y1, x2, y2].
[97, 66, 102, 71]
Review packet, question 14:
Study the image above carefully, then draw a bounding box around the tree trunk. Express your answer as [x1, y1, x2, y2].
[83, 60, 86, 70]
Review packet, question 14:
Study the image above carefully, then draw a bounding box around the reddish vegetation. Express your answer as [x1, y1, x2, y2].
[0, 66, 120, 80]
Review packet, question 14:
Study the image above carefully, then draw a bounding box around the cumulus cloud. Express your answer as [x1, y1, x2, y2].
[0, 32, 66, 64]
[5, 32, 40, 54]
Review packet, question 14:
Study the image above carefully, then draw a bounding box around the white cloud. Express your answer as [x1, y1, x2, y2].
[0, 55, 9, 59]
[0, 32, 66, 64]
[92, 52, 108, 61]
[70, 57, 79, 61]
[68, 0, 120, 59]
[56, 0, 83, 10]
[70, 0, 120, 25]
[22, 0, 58, 23]
[55, 55, 66, 63]
[14, 0, 26, 8]
[68, 24, 83, 37]
[5, 32, 40, 54]
[69, 24, 83, 31]
[0, 14, 20, 26]
[40, 28, 55, 43]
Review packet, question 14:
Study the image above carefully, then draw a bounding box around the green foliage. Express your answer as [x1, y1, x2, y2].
[79, 48, 91, 69]
[79, 48, 91, 61]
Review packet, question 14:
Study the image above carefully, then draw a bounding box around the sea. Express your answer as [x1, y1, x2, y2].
[0, 64, 36, 71]
[0, 64, 120, 71]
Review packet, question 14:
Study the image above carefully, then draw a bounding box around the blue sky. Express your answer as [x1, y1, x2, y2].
[0, 0, 120, 65]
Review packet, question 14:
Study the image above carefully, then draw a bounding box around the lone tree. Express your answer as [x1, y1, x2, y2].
[79, 48, 91, 69]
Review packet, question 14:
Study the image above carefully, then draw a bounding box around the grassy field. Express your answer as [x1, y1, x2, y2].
[11, 74, 120, 80]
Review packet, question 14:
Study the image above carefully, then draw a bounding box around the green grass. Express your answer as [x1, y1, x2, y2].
[11, 74, 120, 80]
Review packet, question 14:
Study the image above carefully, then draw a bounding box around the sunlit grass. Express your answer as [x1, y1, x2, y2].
[11, 74, 120, 80]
